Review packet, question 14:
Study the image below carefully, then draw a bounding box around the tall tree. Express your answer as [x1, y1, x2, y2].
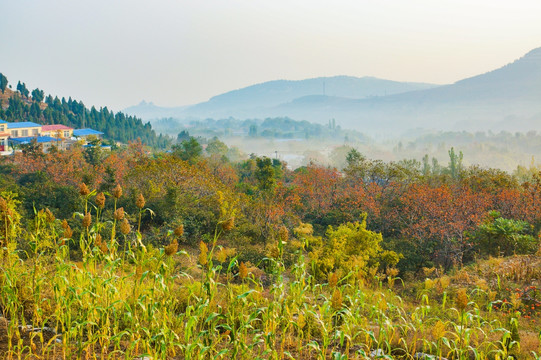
[0, 73, 7, 94]
[172, 136, 202, 163]
[31, 88, 45, 102]
[206, 137, 228, 156]
[84, 136, 104, 165]
[177, 130, 190, 142]
[16, 81, 29, 98]
[447, 147, 463, 179]
[255, 157, 276, 191]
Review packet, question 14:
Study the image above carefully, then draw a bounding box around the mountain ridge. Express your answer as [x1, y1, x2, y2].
[124, 76, 439, 120]
[125, 47, 541, 136]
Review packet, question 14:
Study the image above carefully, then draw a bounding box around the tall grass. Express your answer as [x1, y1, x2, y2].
[0, 188, 537, 359]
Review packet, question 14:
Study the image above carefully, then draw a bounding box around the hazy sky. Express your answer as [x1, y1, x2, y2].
[2, 1, 541, 111]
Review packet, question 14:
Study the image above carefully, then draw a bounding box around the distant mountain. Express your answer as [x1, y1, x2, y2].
[268, 47, 541, 135]
[127, 47, 541, 136]
[123, 100, 189, 121]
[124, 76, 438, 120]
[377, 47, 541, 104]
[181, 76, 438, 118]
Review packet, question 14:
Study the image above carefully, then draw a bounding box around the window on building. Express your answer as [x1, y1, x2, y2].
[32, 129, 39, 136]
[11, 130, 18, 137]
[21, 129, 28, 136]
[0, 125, 4, 132]
[64, 131, 70, 137]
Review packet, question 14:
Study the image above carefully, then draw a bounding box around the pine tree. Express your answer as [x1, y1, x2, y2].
[31, 88, 45, 102]
[16, 81, 29, 98]
[0, 73, 8, 94]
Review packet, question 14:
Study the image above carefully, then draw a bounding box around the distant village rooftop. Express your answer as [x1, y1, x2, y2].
[73, 128, 104, 136]
[42, 124, 73, 131]
[7, 121, 42, 129]
[9, 136, 59, 144]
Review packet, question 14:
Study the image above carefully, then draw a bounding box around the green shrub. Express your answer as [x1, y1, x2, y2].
[474, 211, 538, 256]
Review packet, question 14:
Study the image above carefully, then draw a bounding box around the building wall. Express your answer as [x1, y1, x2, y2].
[42, 129, 74, 138]
[10, 126, 41, 138]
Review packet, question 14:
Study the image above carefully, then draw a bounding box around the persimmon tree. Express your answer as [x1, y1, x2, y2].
[399, 184, 491, 269]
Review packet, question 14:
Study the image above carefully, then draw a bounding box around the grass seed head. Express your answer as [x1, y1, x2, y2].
[82, 212, 92, 228]
[61, 219, 69, 229]
[174, 224, 184, 237]
[432, 320, 446, 339]
[63, 225, 73, 239]
[95, 233, 102, 246]
[120, 218, 131, 234]
[222, 217, 234, 231]
[0, 197, 6, 212]
[96, 234, 108, 253]
[199, 241, 209, 265]
[267, 243, 280, 259]
[45, 208, 55, 223]
[456, 288, 469, 311]
[79, 183, 90, 196]
[279, 225, 289, 243]
[437, 275, 451, 292]
[136, 193, 145, 209]
[328, 271, 339, 288]
[331, 288, 343, 310]
[112, 184, 123, 199]
[165, 239, 178, 256]
[239, 261, 248, 280]
[114, 207, 125, 221]
[96, 192, 106, 209]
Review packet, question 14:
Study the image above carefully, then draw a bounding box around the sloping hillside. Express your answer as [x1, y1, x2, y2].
[0, 81, 170, 148]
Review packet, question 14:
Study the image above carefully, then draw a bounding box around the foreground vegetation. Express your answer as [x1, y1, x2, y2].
[1, 188, 540, 359]
[1, 139, 541, 358]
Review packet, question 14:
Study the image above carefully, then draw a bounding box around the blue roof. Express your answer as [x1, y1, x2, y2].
[9, 136, 59, 144]
[83, 144, 111, 148]
[7, 121, 42, 129]
[73, 128, 104, 136]
[0, 119, 7, 124]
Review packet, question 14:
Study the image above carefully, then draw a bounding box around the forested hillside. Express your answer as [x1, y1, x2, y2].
[153, 116, 369, 143]
[0, 74, 170, 148]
